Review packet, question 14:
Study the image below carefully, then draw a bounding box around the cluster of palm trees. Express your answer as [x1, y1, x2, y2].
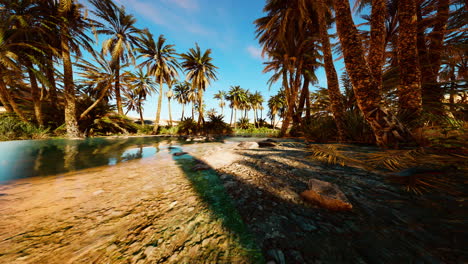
[212, 86, 265, 128]
[0, 0, 218, 137]
[255, 0, 466, 147]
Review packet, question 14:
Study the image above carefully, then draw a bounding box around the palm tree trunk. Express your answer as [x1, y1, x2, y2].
[60, 3, 79, 138]
[197, 89, 204, 125]
[0, 77, 27, 121]
[398, 0, 422, 115]
[368, 0, 387, 91]
[26, 62, 43, 127]
[317, 0, 346, 141]
[79, 84, 112, 120]
[139, 101, 144, 125]
[153, 78, 163, 134]
[44, 54, 58, 107]
[333, 0, 411, 147]
[191, 101, 194, 120]
[233, 108, 237, 129]
[181, 103, 185, 120]
[230, 107, 233, 125]
[168, 98, 173, 126]
[115, 57, 123, 115]
[420, 0, 449, 114]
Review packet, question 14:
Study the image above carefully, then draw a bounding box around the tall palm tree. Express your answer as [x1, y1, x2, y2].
[58, 0, 93, 137]
[180, 43, 218, 125]
[90, 0, 142, 115]
[213, 90, 226, 114]
[135, 31, 179, 133]
[76, 49, 120, 121]
[124, 69, 157, 125]
[166, 78, 174, 126]
[227, 85, 246, 128]
[332, 0, 412, 147]
[250, 91, 264, 127]
[173, 81, 190, 120]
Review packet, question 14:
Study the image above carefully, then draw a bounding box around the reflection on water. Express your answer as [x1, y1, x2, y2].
[0, 136, 187, 182]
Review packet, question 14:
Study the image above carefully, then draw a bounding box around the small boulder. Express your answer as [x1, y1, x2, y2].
[236, 141, 259, 149]
[258, 140, 277, 147]
[193, 163, 210, 171]
[173, 152, 188, 156]
[300, 179, 352, 211]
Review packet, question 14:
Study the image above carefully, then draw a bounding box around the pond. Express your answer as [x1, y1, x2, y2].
[0, 136, 195, 182]
[0, 136, 267, 183]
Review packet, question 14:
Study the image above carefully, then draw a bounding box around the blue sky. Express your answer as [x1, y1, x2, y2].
[86, 0, 347, 121]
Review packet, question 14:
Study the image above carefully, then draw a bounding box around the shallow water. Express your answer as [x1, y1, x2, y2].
[0, 136, 195, 182]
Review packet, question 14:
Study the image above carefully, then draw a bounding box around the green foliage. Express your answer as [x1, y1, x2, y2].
[136, 124, 154, 135]
[159, 125, 179, 135]
[204, 114, 232, 134]
[87, 114, 138, 136]
[237, 117, 252, 129]
[0, 114, 49, 140]
[233, 127, 279, 137]
[302, 116, 337, 143]
[177, 117, 199, 135]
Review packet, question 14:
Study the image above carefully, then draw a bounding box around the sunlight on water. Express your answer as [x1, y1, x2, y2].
[0, 137, 188, 182]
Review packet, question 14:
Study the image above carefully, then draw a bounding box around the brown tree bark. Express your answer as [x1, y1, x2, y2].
[398, 0, 422, 115]
[25, 61, 43, 127]
[317, 0, 346, 142]
[333, 0, 411, 147]
[368, 0, 387, 91]
[115, 57, 123, 115]
[153, 77, 163, 134]
[420, 0, 449, 113]
[61, 21, 80, 138]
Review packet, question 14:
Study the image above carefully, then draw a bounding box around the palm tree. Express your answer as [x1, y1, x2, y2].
[0, 27, 28, 122]
[397, 0, 422, 116]
[180, 43, 218, 125]
[227, 85, 247, 128]
[135, 31, 180, 133]
[166, 79, 174, 126]
[250, 91, 264, 127]
[213, 90, 226, 114]
[90, 0, 142, 116]
[332, 0, 412, 146]
[76, 49, 120, 121]
[58, 0, 93, 137]
[174, 81, 190, 120]
[268, 90, 285, 128]
[124, 69, 157, 125]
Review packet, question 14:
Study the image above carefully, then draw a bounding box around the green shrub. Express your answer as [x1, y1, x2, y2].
[86, 114, 138, 136]
[0, 114, 49, 140]
[302, 116, 337, 143]
[233, 127, 279, 137]
[136, 124, 154, 135]
[159, 125, 179, 135]
[237, 117, 252, 129]
[177, 117, 199, 135]
[204, 114, 232, 134]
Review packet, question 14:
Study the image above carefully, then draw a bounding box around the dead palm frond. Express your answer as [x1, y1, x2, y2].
[307, 144, 365, 168]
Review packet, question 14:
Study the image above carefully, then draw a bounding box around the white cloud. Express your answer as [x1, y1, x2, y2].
[247, 45, 263, 60]
[162, 0, 198, 10]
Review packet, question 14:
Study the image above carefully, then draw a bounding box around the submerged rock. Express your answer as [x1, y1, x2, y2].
[300, 179, 353, 211]
[193, 163, 210, 171]
[258, 140, 277, 147]
[173, 152, 188, 156]
[236, 142, 259, 149]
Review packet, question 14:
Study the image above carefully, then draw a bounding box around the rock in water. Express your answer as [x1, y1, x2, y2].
[300, 179, 353, 211]
[236, 142, 259, 149]
[258, 140, 277, 147]
[193, 163, 210, 171]
[173, 152, 188, 156]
